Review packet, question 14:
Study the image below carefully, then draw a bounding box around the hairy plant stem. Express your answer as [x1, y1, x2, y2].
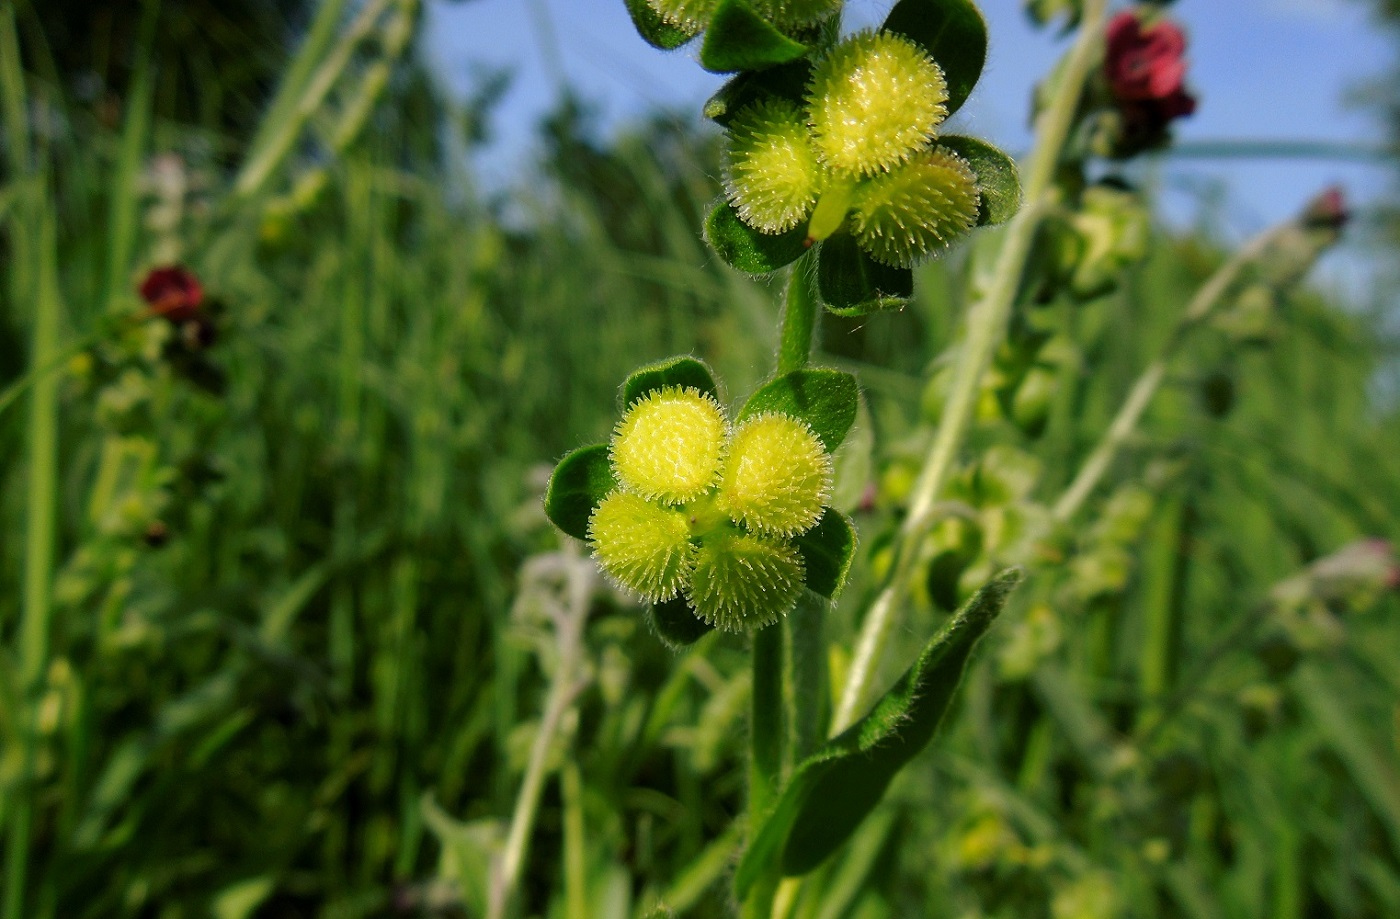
[1051, 223, 1286, 522]
[745, 260, 820, 918]
[832, 0, 1110, 734]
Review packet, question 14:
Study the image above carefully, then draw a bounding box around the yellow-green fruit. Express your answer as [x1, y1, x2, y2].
[807, 31, 949, 177]
[725, 100, 828, 234]
[755, 0, 842, 28]
[718, 414, 832, 536]
[647, 0, 721, 30]
[687, 532, 804, 631]
[611, 386, 728, 504]
[588, 492, 696, 602]
[852, 147, 980, 267]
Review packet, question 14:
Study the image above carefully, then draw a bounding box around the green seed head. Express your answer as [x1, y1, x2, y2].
[852, 147, 980, 267]
[611, 386, 728, 505]
[807, 31, 949, 177]
[754, 0, 842, 28]
[647, 0, 721, 30]
[718, 414, 832, 536]
[725, 100, 828, 234]
[687, 531, 804, 631]
[588, 491, 696, 602]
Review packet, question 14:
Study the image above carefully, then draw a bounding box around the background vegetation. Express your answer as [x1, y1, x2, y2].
[1, 1, 1398, 917]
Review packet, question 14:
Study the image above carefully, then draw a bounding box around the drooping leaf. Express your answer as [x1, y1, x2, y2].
[793, 508, 857, 599]
[700, 0, 809, 73]
[734, 569, 1023, 895]
[621, 355, 721, 409]
[939, 135, 1021, 226]
[816, 232, 913, 315]
[544, 445, 615, 541]
[882, 0, 988, 117]
[623, 0, 699, 50]
[739, 369, 858, 451]
[704, 59, 814, 127]
[705, 200, 809, 275]
[649, 596, 715, 648]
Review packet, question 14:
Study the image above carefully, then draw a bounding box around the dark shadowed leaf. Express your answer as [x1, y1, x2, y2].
[882, 0, 987, 116]
[704, 59, 814, 126]
[621, 356, 720, 409]
[816, 233, 913, 315]
[739, 369, 858, 451]
[544, 445, 614, 541]
[705, 200, 809, 275]
[649, 596, 715, 647]
[938, 135, 1021, 226]
[793, 509, 857, 599]
[734, 569, 1023, 896]
[700, 0, 809, 73]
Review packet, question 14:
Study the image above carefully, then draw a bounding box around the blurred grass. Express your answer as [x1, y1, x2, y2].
[0, 4, 1398, 918]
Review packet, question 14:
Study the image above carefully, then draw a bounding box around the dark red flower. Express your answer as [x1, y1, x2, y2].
[1302, 185, 1350, 231]
[1105, 12, 1192, 104]
[139, 266, 204, 323]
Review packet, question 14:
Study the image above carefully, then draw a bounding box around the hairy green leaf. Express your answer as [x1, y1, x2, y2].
[939, 135, 1021, 227]
[739, 368, 859, 451]
[735, 569, 1023, 895]
[623, 0, 699, 50]
[816, 232, 913, 315]
[882, 0, 987, 117]
[705, 200, 809, 275]
[793, 508, 857, 599]
[621, 355, 721, 409]
[544, 445, 615, 541]
[700, 0, 809, 73]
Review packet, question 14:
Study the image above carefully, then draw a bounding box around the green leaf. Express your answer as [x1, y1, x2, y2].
[734, 569, 1023, 895]
[739, 369, 859, 451]
[703, 60, 814, 127]
[621, 355, 720, 409]
[623, 0, 699, 50]
[882, 0, 987, 116]
[816, 232, 913, 315]
[649, 596, 715, 648]
[705, 200, 809, 275]
[544, 445, 615, 541]
[700, 0, 809, 74]
[939, 135, 1021, 227]
[793, 509, 857, 599]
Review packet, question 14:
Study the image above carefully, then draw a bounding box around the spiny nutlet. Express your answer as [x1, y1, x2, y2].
[589, 492, 696, 602]
[610, 386, 728, 505]
[807, 31, 949, 177]
[717, 413, 832, 537]
[852, 147, 980, 268]
[646, 0, 721, 31]
[687, 531, 805, 632]
[725, 100, 828, 234]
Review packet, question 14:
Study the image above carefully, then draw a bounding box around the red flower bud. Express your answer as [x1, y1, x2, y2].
[1302, 185, 1350, 231]
[139, 266, 204, 323]
[1103, 12, 1196, 139]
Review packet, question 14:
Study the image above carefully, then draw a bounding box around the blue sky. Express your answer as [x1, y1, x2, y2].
[424, 0, 1394, 287]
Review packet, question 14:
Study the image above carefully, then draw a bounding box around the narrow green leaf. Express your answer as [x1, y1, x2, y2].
[816, 233, 913, 316]
[882, 0, 987, 116]
[705, 200, 809, 275]
[700, 0, 809, 74]
[623, 0, 700, 50]
[649, 596, 715, 648]
[734, 569, 1023, 895]
[939, 135, 1021, 226]
[793, 509, 857, 599]
[621, 355, 720, 408]
[544, 445, 615, 541]
[703, 59, 814, 127]
[739, 369, 859, 451]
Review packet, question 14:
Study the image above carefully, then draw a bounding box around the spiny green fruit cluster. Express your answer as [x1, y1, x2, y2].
[649, 0, 841, 31]
[588, 386, 833, 631]
[724, 30, 981, 267]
